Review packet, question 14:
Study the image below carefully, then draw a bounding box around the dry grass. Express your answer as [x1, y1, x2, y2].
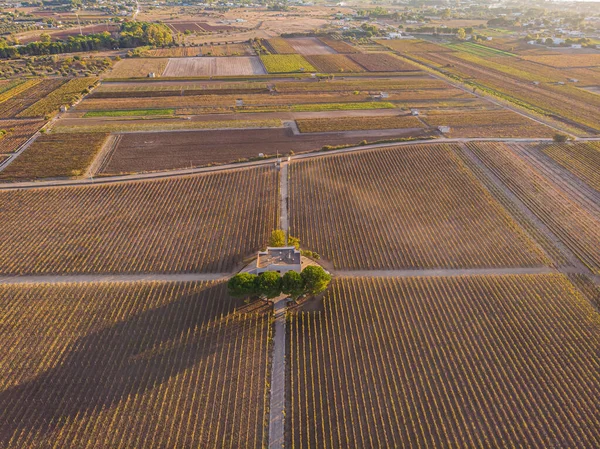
[108, 58, 169, 78]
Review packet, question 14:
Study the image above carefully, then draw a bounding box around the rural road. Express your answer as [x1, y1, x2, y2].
[335, 267, 559, 278]
[268, 294, 288, 449]
[0, 137, 579, 191]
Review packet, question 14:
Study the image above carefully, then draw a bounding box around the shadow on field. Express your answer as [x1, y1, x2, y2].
[0, 282, 270, 445]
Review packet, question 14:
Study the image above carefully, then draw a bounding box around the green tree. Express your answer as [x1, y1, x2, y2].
[281, 271, 305, 300]
[40, 33, 51, 43]
[457, 28, 466, 40]
[255, 271, 282, 299]
[288, 235, 300, 250]
[301, 266, 331, 295]
[553, 133, 569, 143]
[227, 273, 257, 298]
[269, 229, 286, 247]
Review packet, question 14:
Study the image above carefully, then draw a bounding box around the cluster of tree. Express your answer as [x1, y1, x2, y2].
[405, 26, 466, 35]
[228, 265, 331, 301]
[0, 21, 172, 58]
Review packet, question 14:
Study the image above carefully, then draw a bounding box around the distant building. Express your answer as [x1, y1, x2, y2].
[253, 247, 302, 274]
[437, 125, 451, 134]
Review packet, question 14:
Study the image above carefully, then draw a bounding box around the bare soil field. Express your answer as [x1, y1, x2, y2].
[162, 57, 267, 77]
[0, 167, 278, 275]
[289, 143, 549, 270]
[0, 281, 271, 449]
[101, 127, 427, 174]
[286, 37, 336, 55]
[349, 53, 420, 72]
[108, 58, 169, 79]
[165, 21, 237, 33]
[289, 275, 600, 448]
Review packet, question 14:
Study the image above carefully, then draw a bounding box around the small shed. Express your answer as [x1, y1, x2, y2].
[437, 125, 451, 134]
[148, 72, 156, 78]
[236, 99, 244, 107]
[410, 108, 419, 116]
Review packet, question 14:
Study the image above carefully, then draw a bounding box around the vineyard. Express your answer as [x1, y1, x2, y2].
[0, 119, 44, 154]
[265, 37, 297, 54]
[17, 77, 98, 118]
[296, 115, 423, 133]
[0, 281, 271, 449]
[542, 141, 600, 192]
[349, 53, 419, 72]
[0, 133, 108, 181]
[0, 167, 278, 274]
[468, 142, 600, 273]
[316, 37, 359, 54]
[304, 55, 365, 73]
[288, 275, 600, 448]
[260, 55, 317, 73]
[162, 57, 267, 77]
[421, 110, 555, 138]
[286, 37, 336, 55]
[289, 144, 548, 270]
[0, 79, 66, 119]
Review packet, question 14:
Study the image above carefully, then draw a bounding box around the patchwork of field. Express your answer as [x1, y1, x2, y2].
[264, 37, 296, 54]
[296, 115, 424, 133]
[0, 79, 66, 119]
[165, 21, 235, 33]
[289, 143, 548, 270]
[0, 281, 271, 449]
[0, 120, 44, 154]
[0, 133, 108, 181]
[521, 54, 600, 68]
[163, 57, 267, 77]
[100, 127, 426, 174]
[541, 142, 600, 192]
[421, 109, 555, 138]
[145, 47, 201, 57]
[0, 167, 278, 274]
[286, 37, 336, 55]
[317, 37, 360, 54]
[288, 275, 600, 448]
[200, 43, 254, 56]
[468, 142, 600, 274]
[349, 53, 420, 72]
[380, 39, 600, 133]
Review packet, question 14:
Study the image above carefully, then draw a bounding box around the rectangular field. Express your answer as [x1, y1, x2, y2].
[286, 37, 336, 55]
[0, 166, 278, 275]
[259, 54, 316, 73]
[421, 110, 555, 138]
[0, 120, 45, 154]
[289, 143, 548, 270]
[349, 53, 420, 72]
[0, 79, 66, 119]
[468, 142, 600, 273]
[296, 115, 423, 133]
[0, 281, 271, 449]
[288, 275, 600, 448]
[162, 57, 267, 77]
[542, 142, 600, 192]
[317, 37, 359, 54]
[100, 127, 425, 174]
[108, 58, 170, 79]
[304, 55, 365, 73]
[0, 133, 108, 181]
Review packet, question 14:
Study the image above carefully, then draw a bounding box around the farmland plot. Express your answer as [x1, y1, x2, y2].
[0, 133, 108, 181]
[0, 120, 45, 154]
[162, 57, 267, 77]
[542, 142, 600, 192]
[296, 115, 423, 133]
[317, 37, 360, 54]
[289, 275, 600, 448]
[286, 37, 336, 55]
[0, 281, 271, 449]
[349, 53, 420, 72]
[468, 141, 600, 273]
[289, 144, 548, 270]
[260, 54, 316, 73]
[304, 55, 365, 73]
[0, 166, 278, 275]
[108, 58, 169, 78]
[0, 79, 66, 119]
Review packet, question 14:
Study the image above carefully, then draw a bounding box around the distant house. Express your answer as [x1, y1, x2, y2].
[437, 125, 450, 134]
[253, 247, 302, 274]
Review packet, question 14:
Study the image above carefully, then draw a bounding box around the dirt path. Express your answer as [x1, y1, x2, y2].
[280, 160, 289, 242]
[268, 294, 288, 449]
[0, 273, 230, 285]
[335, 267, 558, 278]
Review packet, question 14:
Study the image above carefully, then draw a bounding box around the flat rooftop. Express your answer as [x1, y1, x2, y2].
[257, 247, 301, 268]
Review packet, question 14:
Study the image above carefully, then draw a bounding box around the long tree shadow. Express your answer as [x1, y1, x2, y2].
[0, 282, 271, 445]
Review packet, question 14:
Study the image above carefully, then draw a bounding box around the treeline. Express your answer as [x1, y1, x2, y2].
[0, 22, 173, 58]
